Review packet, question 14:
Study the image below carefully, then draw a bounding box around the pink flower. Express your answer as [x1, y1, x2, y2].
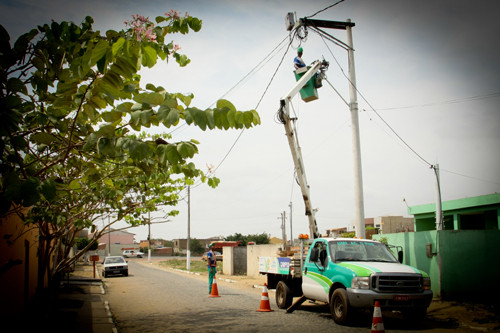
[173, 44, 181, 52]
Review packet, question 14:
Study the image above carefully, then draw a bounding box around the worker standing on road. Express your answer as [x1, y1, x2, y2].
[294, 46, 306, 69]
[207, 243, 217, 294]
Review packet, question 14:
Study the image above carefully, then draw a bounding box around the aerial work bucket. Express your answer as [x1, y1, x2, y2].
[294, 66, 319, 102]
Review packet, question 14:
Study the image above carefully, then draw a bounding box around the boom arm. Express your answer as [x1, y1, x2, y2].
[279, 60, 327, 239]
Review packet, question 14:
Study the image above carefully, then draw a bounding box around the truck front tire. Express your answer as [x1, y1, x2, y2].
[330, 288, 351, 325]
[276, 281, 293, 309]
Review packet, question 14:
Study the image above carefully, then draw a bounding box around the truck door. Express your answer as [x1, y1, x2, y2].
[302, 240, 330, 302]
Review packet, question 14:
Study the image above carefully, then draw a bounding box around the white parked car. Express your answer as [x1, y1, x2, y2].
[122, 249, 144, 258]
[102, 256, 128, 278]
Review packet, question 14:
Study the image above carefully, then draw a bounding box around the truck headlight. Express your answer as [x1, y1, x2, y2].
[423, 277, 431, 290]
[351, 276, 370, 289]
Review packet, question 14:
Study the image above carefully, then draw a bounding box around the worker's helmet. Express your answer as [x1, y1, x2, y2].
[298, 46, 303, 53]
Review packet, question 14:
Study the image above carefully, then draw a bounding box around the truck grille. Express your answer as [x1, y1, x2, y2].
[371, 273, 423, 293]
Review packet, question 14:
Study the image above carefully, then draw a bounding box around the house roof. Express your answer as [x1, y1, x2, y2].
[408, 193, 500, 215]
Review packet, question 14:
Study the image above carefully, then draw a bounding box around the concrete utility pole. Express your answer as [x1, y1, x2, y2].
[187, 186, 191, 270]
[433, 164, 443, 230]
[289, 202, 293, 246]
[148, 211, 151, 263]
[346, 19, 365, 239]
[290, 15, 366, 238]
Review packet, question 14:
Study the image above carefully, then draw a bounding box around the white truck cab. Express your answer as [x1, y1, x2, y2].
[301, 238, 433, 324]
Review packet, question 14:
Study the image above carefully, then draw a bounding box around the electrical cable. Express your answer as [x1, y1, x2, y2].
[312, 25, 498, 186]
[311, 27, 433, 167]
[306, 0, 346, 19]
[190, 34, 296, 190]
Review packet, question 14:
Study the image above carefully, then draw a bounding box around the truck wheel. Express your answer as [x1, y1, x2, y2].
[330, 288, 351, 325]
[276, 281, 293, 309]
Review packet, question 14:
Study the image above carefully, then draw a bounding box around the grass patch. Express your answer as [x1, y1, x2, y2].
[158, 259, 211, 274]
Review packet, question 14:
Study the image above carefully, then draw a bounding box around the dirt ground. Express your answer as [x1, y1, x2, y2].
[143, 259, 500, 332]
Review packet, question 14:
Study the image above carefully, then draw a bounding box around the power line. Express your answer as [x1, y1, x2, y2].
[306, 0, 346, 19]
[190, 34, 296, 189]
[375, 92, 500, 111]
[311, 27, 433, 167]
[313, 27, 499, 186]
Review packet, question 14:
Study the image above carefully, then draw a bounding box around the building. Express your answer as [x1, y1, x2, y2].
[374, 193, 500, 300]
[349, 216, 414, 235]
[173, 237, 221, 254]
[408, 192, 500, 231]
[325, 227, 348, 237]
[91, 229, 138, 257]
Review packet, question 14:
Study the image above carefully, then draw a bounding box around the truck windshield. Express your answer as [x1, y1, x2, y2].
[328, 240, 398, 263]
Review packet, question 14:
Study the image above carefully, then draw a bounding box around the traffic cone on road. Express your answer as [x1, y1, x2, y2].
[371, 301, 385, 333]
[209, 276, 221, 298]
[256, 283, 274, 312]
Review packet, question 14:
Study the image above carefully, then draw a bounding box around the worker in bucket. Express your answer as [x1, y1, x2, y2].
[294, 46, 306, 69]
[207, 243, 217, 294]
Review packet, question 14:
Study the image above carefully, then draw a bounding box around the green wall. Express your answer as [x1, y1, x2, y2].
[374, 231, 440, 297]
[374, 230, 500, 300]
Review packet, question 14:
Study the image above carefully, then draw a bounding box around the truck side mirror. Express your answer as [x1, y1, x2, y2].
[310, 247, 319, 262]
[398, 250, 403, 263]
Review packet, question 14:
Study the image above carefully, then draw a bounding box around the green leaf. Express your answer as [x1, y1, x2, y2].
[134, 92, 164, 106]
[7, 78, 27, 94]
[156, 144, 168, 165]
[177, 142, 195, 159]
[102, 111, 123, 122]
[129, 140, 150, 161]
[89, 95, 107, 109]
[142, 45, 157, 67]
[205, 109, 215, 129]
[112, 37, 125, 56]
[207, 177, 220, 188]
[31, 132, 56, 145]
[116, 102, 133, 113]
[20, 177, 40, 206]
[187, 17, 202, 32]
[193, 109, 207, 131]
[216, 99, 236, 111]
[166, 144, 181, 164]
[90, 40, 109, 66]
[158, 107, 179, 127]
[97, 137, 115, 155]
[69, 179, 81, 190]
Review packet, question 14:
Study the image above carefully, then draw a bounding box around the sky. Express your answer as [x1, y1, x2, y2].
[1, 0, 499, 242]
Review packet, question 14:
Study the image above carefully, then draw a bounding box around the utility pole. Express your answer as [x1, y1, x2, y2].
[289, 202, 293, 246]
[432, 164, 443, 230]
[280, 211, 287, 249]
[289, 14, 365, 238]
[148, 211, 151, 263]
[108, 214, 111, 256]
[187, 186, 191, 270]
[346, 19, 365, 239]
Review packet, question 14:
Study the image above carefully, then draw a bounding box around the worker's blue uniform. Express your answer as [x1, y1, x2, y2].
[207, 250, 217, 294]
[294, 56, 305, 68]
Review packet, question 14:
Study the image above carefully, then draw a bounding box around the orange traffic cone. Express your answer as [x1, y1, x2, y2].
[256, 283, 274, 312]
[371, 301, 385, 333]
[209, 276, 221, 298]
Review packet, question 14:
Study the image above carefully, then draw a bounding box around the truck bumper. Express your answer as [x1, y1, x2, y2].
[346, 288, 433, 309]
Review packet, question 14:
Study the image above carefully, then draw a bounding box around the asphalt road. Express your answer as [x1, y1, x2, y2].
[102, 261, 474, 332]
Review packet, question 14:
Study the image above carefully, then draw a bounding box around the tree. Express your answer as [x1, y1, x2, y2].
[189, 238, 204, 255]
[0, 12, 260, 293]
[225, 232, 270, 245]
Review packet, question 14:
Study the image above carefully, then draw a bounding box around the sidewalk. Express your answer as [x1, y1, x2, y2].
[53, 262, 116, 333]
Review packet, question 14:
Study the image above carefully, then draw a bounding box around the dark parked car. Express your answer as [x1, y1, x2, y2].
[102, 256, 128, 277]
